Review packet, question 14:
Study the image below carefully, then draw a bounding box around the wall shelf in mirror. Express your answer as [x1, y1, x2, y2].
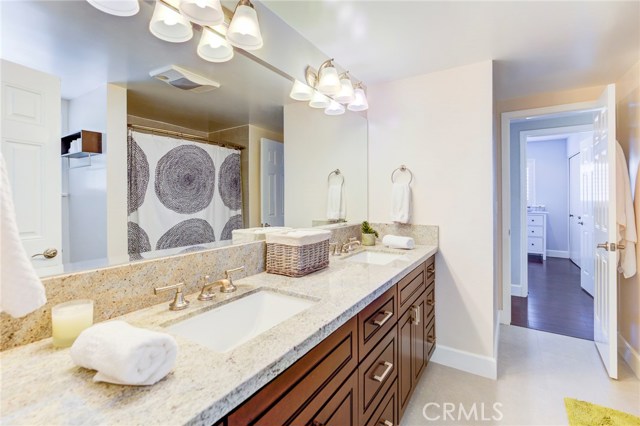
[61, 130, 103, 159]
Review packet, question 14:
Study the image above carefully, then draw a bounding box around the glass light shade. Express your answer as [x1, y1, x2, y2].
[317, 66, 341, 95]
[86, 0, 140, 16]
[325, 100, 346, 116]
[289, 80, 313, 101]
[309, 91, 331, 109]
[334, 77, 355, 104]
[179, 0, 224, 26]
[197, 27, 234, 62]
[150, 1, 193, 43]
[226, 4, 263, 51]
[347, 87, 369, 111]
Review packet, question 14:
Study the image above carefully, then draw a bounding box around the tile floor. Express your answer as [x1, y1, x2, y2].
[402, 325, 640, 425]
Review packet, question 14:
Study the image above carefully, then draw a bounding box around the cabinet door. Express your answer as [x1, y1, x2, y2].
[308, 371, 358, 426]
[411, 291, 427, 384]
[397, 307, 413, 418]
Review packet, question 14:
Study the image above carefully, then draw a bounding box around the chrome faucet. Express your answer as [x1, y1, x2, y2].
[342, 237, 362, 253]
[198, 266, 244, 301]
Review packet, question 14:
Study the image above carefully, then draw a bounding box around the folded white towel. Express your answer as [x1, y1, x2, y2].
[70, 321, 178, 386]
[326, 182, 346, 221]
[265, 229, 331, 246]
[390, 183, 411, 224]
[382, 235, 415, 250]
[0, 154, 47, 318]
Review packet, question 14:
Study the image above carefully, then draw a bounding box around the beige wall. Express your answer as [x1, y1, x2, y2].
[368, 60, 498, 378]
[616, 60, 640, 376]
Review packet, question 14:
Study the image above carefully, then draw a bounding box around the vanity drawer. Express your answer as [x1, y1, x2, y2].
[425, 255, 435, 284]
[364, 379, 397, 426]
[426, 316, 436, 360]
[227, 317, 358, 426]
[528, 215, 544, 226]
[425, 281, 435, 324]
[527, 226, 543, 237]
[358, 286, 397, 362]
[397, 262, 426, 316]
[359, 326, 398, 425]
[528, 237, 543, 252]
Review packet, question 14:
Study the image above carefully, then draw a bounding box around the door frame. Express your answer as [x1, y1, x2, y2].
[500, 102, 596, 324]
[516, 124, 594, 298]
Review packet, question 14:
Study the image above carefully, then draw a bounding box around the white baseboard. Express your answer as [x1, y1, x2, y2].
[431, 344, 497, 380]
[618, 332, 640, 379]
[546, 250, 570, 258]
[511, 283, 526, 297]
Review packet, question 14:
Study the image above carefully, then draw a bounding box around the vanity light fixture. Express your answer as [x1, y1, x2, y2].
[289, 80, 314, 101]
[226, 0, 263, 51]
[150, 0, 193, 43]
[86, 0, 140, 16]
[347, 83, 369, 111]
[179, 0, 224, 26]
[334, 72, 355, 104]
[309, 91, 332, 109]
[316, 59, 341, 95]
[324, 100, 346, 116]
[197, 26, 234, 62]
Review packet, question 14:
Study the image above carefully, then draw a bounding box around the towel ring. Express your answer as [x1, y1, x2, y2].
[391, 165, 413, 184]
[328, 168, 345, 184]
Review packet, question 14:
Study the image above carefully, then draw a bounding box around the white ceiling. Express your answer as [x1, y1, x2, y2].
[262, 1, 640, 101]
[0, 0, 291, 132]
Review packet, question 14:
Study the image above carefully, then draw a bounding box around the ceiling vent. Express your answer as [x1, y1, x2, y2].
[149, 65, 220, 94]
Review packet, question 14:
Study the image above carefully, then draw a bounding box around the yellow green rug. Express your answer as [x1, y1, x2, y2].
[565, 398, 640, 426]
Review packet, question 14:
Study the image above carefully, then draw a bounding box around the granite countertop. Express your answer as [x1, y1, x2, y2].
[1, 244, 438, 426]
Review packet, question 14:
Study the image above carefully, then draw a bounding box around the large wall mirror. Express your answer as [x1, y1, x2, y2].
[0, 0, 368, 278]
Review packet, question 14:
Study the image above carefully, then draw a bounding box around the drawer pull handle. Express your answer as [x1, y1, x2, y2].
[372, 361, 394, 382]
[380, 420, 393, 426]
[411, 305, 420, 325]
[372, 310, 393, 327]
[427, 335, 435, 343]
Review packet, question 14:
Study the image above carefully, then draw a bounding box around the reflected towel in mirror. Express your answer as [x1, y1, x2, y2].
[326, 182, 346, 221]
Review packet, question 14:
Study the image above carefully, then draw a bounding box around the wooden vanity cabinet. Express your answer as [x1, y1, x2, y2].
[224, 255, 436, 426]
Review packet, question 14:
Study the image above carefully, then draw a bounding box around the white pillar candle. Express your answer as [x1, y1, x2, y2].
[51, 300, 94, 348]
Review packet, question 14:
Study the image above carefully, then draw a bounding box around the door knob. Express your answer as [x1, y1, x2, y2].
[569, 214, 574, 217]
[578, 222, 584, 225]
[597, 242, 609, 250]
[32, 248, 58, 259]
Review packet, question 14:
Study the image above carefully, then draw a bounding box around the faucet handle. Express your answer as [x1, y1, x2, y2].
[224, 266, 245, 279]
[154, 282, 190, 311]
[349, 237, 358, 243]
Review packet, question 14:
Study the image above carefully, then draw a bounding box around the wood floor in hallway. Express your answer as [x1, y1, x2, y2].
[511, 256, 594, 340]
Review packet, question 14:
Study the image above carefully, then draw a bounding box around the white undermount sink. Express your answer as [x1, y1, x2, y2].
[167, 290, 315, 353]
[343, 250, 407, 266]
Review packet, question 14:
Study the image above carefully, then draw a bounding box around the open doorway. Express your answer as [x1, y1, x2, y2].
[511, 125, 595, 340]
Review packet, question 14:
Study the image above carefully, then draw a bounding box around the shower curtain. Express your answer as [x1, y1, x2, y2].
[127, 130, 242, 258]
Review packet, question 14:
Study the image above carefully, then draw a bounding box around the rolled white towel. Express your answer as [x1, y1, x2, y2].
[382, 235, 415, 250]
[70, 320, 178, 386]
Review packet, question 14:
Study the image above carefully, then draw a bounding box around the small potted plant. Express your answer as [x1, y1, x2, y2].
[361, 221, 379, 246]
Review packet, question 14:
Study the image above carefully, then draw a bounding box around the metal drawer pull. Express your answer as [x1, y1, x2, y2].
[372, 361, 393, 382]
[411, 305, 420, 325]
[380, 420, 393, 426]
[427, 297, 434, 306]
[427, 335, 435, 343]
[372, 310, 393, 327]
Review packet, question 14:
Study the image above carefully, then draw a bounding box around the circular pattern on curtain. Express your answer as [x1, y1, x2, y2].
[218, 153, 242, 210]
[127, 136, 150, 214]
[220, 214, 243, 241]
[156, 218, 216, 250]
[128, 221, 151, 255]
[155, 145, 216, 214]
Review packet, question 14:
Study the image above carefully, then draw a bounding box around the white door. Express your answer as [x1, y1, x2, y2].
[569, 153, 582, 267]
[1, 60, 62, 275]
[260, 138, 284, 226]
[580, 137, 595, 297]
[592, 84, 618, 379]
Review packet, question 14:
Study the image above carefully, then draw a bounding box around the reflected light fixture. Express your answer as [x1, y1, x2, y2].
[179, 0, 224, 26]
[150, 0, 193, 43]
[197, 27, 234, 62]
[226, 0, 263, 51]
[347, 83, 368, 111]
[334, 72, 354, 104]
[86, 0, 140, 16]
[309, 91, 331, 109]
[316, 59, 341, 95]
[325, 100, 345, 116]
[289, 80, 314, 101]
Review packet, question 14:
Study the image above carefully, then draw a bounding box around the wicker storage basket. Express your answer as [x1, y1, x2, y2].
[266, 239, 330, 277]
